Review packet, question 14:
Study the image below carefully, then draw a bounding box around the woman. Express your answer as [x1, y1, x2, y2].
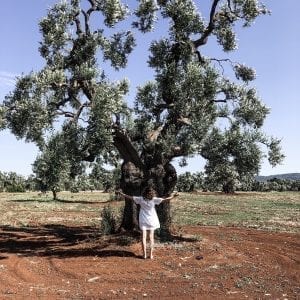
[117, 187, 178, 259]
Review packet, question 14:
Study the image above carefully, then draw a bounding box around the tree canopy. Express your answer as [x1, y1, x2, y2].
[1, 0, 284, 229]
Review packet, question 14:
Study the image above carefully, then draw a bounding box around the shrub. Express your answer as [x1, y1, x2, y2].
[6, 184, 26, 193]
[100, 205, 122, 235]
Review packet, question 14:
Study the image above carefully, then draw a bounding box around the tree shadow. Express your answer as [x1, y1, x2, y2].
[0, 225, 139, 259]
[156, 230, 201, 243]
[11, 199, 112, 205]
[169, 234, 200, 243]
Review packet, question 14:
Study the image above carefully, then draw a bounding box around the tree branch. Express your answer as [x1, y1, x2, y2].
[81, 9, 91, 35]
[166, 145, 187, 160]
[113, 127, 144, 169]
[87, 0, 98, 10]
[147, 126, 163, 142]
[74, 102, 89, 122]
[193, 0, 221, 48]
[56, 109, 75, 118]
[212, 99, 227, 103]
[74, 12, 83, 36]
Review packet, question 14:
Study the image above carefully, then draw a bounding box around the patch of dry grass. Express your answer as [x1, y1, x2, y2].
[0, 191, 299, 233]
[0, 191, 119, 227]
[172, 191, 300, 233]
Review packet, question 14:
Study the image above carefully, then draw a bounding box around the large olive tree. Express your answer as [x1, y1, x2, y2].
[1, 0, 283, 236]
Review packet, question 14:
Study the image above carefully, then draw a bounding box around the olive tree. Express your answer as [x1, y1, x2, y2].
[32, 131, 80, 199]
[177, 171, 204, 192]
[2, 0, 283, 236]
[202, 127, 283, 193]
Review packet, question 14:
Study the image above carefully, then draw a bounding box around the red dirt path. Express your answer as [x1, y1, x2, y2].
[0, 225, 299, 299]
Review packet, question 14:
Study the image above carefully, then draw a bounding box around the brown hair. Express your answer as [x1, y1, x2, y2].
[142, 186, 157, 200]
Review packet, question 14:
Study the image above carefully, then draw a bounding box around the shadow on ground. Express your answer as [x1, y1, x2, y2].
[0, 224, 139, 259]
[0, 225, 197, 259]
[11, 198, 111, 205]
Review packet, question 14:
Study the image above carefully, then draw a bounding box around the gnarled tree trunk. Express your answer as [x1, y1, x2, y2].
[119, 161, 143, 231]
[119, 161, 177, 239]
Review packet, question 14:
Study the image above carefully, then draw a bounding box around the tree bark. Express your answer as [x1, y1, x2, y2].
[222, 180, 235, 194]
[119, 161, 144, 231]
[52, 189, 57, 201]
[119, 161, 177, 239]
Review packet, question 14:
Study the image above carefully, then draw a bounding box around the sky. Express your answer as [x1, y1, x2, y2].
[0, 0, 299, 177]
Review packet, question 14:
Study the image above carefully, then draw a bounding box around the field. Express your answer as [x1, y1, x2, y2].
[0, 191, 299, 299]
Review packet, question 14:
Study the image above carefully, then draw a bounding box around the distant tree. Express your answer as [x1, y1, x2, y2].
[24, 174, 37, 191]
[32, 132, 82, 199]
[72, 173, 92, 191]
[3, 172, 27, 192]
[88, 162, 106, 191]
[0, 171, 5, 192]
[2, 0, 284, 235]
[177, 171, 204, 192]
[88, 160, 121, 192]
[291, 181, 300, 192]
[201, 127, 279, 193]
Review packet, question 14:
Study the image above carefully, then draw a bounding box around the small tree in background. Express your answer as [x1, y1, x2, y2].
[2, 171, 27, 193]
[0, 171, 5, 192]
[177, 171, 204, 192]
[89, 161, 121, 192]
[201, 127, 273, 193]
[32, 132, 81, 199]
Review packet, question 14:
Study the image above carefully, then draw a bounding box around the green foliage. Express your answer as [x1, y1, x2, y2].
[3, 0, 133, 154]
[133, 0, 158, 32]
[100, 32, 136, 69]
[162, 0, 205, 39]
[252, 178, 300, 192]
[176, 171, 204, 192]
[233, 88, 270, 127]
[32, 132, 74, 198]
[89, 161, 121, 192]
[211, 0, 269, 51]
[5, 184, 26, 193]
[0, 171, 28, 193]
[201, 126, 268, 192]
[268, 137, 285, 167]
[234, 64, 256, 82]
[214, 6, 238, 51]
[0, 106, 6, 130]
[100, 205, 121, 235]
[4, 73, 54, 148]
[98, 0, 129, 27]
[1, 0, 283, 203]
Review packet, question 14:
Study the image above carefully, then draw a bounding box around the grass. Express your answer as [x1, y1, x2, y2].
[172, 191, 300, 233]
[0, 191, 299, 233]
[0, 191, 115, 227]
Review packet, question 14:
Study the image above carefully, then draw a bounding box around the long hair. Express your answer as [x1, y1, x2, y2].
[142, 186, 157, 200]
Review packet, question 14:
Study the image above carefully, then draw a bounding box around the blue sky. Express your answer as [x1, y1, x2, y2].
[0, 0, 299, 176]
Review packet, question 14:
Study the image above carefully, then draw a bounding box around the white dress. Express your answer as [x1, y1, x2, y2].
[133, 196, 163, 230]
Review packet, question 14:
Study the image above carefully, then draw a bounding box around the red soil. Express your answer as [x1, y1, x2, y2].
[0, 225, 299, 299]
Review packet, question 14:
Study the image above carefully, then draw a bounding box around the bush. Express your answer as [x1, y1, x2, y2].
[6, 184, 26, 193]
[100, 205, 122, 235]
[70, 186, 80, 193]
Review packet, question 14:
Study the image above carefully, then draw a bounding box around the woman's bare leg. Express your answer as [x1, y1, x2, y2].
[142, 230, 147, 259]
[149, 229, 155, 259]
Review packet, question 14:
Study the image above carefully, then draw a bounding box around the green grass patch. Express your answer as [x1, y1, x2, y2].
[172, 192, 300, 232]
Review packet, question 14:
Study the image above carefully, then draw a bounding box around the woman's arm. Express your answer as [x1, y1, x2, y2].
[162, 192, 179, 201]
[116, 190, 134, 201]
